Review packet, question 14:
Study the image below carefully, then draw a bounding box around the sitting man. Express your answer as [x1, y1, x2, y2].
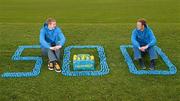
[131, 18, 158, 70]
[40, 18, 66, 72]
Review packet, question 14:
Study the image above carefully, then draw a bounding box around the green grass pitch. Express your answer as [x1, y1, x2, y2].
[0, 0, 180, 100]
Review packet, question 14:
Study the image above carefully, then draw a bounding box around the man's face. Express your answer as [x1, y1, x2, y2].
[48, 21, 56, 30]
[136, 22, 144, 30]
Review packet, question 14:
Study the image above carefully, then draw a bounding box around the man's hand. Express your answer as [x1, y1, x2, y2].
[50, 45, 62, 51]
[50, 47, 56, 51]
[54, 45, 62, 50]
[139, 45, 148, 52]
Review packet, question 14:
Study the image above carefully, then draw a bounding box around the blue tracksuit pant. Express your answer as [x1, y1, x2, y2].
[133, 46, 158, 60]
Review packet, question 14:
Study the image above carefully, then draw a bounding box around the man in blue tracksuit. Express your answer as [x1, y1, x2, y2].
[40, 18, 66, 72]
[131, 18, 158, 70]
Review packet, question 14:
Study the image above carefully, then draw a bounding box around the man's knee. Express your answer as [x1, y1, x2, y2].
[148, 46, 158, 60]
[148, 46, 156, 54]
[41, 48, 48, 56]
[133, 47, 142, 60]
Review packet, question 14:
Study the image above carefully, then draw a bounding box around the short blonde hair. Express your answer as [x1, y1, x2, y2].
[137, 18, 147, 27]
[46, 18, 56, 24]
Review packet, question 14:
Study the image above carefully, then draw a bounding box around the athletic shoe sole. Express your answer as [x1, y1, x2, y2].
[48, 67, 54, 71]
[55, 69, 61, 73]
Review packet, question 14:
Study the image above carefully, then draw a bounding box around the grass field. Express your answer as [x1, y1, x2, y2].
[0, 0, 180, 101]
